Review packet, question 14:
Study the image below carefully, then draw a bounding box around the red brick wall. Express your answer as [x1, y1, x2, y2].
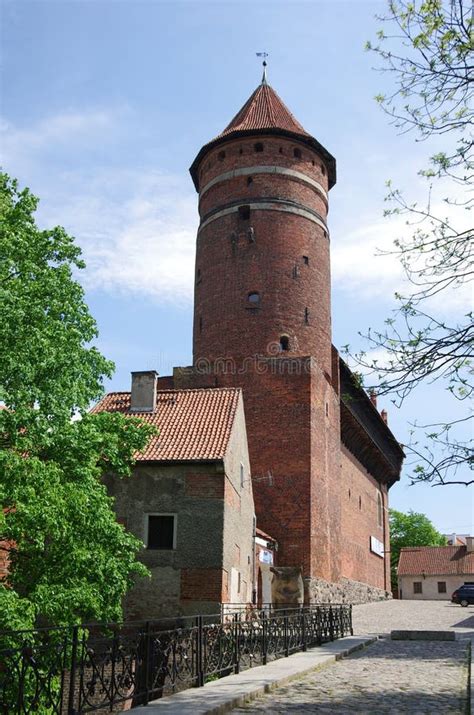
[184, 125, 391, 595]
[185, 472, 224, 499]
[175, 358, 342, 584]
[340, 445, 388, 590]
[181, 568, 225, 601]
[193, 134, 332, 378]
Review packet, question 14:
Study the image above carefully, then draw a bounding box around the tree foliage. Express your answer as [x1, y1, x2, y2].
[389, 508, 447, 590]
[0, 174, 154, 631]
[357, 0, 473, 486]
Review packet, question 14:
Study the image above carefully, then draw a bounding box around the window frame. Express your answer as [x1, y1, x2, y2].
[145, 513, 177, 551]
[437, 581, 447, 594]
[413, 581, 423, 594]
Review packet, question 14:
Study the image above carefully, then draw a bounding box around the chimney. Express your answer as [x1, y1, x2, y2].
[130, 370, 158, 412]
[466, 536, 474, 553]
[380, 409, 388, 425]
[369, 390, 377, 408]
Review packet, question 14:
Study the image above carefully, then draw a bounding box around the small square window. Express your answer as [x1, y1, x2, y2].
[413, 581, 422, 594]
[437, 581, 447, 594]
[240, 463, 245, 488]
[146, 514, 176, 550]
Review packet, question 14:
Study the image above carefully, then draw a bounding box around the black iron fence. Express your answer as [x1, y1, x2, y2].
[0, 603, 352, 714]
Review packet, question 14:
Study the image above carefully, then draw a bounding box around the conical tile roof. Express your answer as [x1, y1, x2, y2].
[216, 83, 311, 139]
[190, 80, 336, 191]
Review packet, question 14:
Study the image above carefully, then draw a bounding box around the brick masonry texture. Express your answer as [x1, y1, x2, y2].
[185, 100, 396, 601]
[193, 135, 332, 377]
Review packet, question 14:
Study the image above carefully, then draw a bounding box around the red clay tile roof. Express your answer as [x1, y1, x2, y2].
[216, 83, 310, 139]
[92, 387, 241, 462]
[189, 81, 337, 191]
[398, 545, 474, 576]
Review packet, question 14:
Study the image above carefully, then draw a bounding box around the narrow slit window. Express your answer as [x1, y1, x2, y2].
[280, 335, 290, 351]
[247, 176, 253, 186]
[378, 494, 383, 525]
[218, 150, 226, 161]
[199, 316, 203, 333]
[254, 142, 264, 153]
[304, 307, 309, 324]
[321, 164, 326, 175]
[293, 148, 302, 159]
[238, 205, 250, 221]
[303, 255, 309, 265]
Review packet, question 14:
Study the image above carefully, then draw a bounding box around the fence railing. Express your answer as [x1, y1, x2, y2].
[0, 603, 352, 714]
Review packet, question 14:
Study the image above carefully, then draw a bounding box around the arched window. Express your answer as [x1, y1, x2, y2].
[293, 148, 302, 159]
[280, 335, 290, 351]
[247, 292, 260, 306]
[254, 142, 264, 153]
[377, 492, 383, 527]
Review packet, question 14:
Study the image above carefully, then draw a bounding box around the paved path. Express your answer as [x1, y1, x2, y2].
[352, 598, 474, 636]
[229, 601, 473, 714]
[230, 637, 469, 714]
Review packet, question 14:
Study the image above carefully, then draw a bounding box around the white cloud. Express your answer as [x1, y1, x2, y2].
[1, 110, 198, 305]
[331, 189, 472, 315]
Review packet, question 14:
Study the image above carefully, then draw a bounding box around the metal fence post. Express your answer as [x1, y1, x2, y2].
[233, 613, 240, 675]
[67, 625, 79, 715]
[301, 610, 307, 652]
[284, 614, 289, 658]
[142, 621, 151, 705]
[197, 616, 204, 687]
[262, 611, 267, 665]
[109, 630, 118, 711]
[329, 606, 334, 641]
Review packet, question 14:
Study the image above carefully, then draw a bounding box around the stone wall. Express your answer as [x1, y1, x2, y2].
[305, 575, 392, 605]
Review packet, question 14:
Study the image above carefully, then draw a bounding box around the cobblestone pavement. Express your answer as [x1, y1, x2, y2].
[230, 638, 469, 714]
[352, 599, 474, 636]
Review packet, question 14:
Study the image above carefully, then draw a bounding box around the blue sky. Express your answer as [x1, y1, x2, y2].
[2, 0, 472, 536]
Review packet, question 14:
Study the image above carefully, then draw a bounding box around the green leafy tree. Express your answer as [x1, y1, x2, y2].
[390, 508, 447, 590]
[355, 0, 473, 486]
[0, 173, 154, 632]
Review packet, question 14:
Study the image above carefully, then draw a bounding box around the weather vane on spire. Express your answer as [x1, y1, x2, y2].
[256, 52, 269, 84]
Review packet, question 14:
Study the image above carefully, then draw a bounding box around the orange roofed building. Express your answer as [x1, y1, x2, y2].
[94, 378, 256, 618]
[397, 540, 474, 600]
[95, 73, 404, 614]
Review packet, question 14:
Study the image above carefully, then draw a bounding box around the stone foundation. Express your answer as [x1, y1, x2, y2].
[304, 576, 392, 605]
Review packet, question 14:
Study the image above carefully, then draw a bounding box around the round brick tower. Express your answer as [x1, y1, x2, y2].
[190, 74, 336, 377]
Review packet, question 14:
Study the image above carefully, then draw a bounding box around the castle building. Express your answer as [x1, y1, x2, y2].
[95, 71, 404, 612]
